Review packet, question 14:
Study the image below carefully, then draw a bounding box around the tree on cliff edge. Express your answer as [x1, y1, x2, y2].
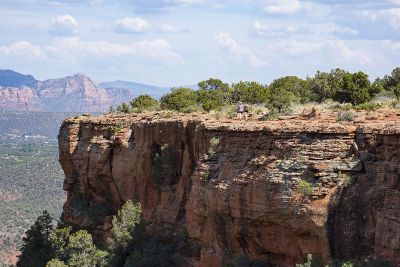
[17, 211, 54, 267]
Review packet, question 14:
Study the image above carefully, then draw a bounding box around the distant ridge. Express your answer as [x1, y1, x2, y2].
[99, 80, 171, 99]
[0, 69, 37, 88]
[0, 72, 134, 112]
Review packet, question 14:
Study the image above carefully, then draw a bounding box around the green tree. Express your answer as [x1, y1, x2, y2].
[394, 84, 400, 101]
[160, 87, 197, 111]
[108, 200, 142, 265]
[108, 106, 116, 113]
[385, 67, 400, 89]
[334, 71, 372, 105]
[269, 76, 311, 104]
[267, 86, 294, 113]
[230, 81, 269, 104]
[130, 95, 159, 112]
[46, 259, 67, 267]
[197, 78, 229, 92]
[196, 88, 226, 111]
[308, 71, 332, 103]
[65, 230, 108, 267]
[49, 226, 72, 261]
[116, 102, 130, 114]
[17, 211, 54, 267]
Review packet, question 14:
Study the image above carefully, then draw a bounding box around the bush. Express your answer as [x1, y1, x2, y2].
[334, 72, 373, 105]
[298, 179, 313, 197]
[337, 111, 354, 122]
[208, 137, 220, 155]
[116, 102, 130, 114]
[266, 87, 294, 113]
[354, 102, 382, 111]
[160, 87, 197, 111]
[130, 95, 159, 112]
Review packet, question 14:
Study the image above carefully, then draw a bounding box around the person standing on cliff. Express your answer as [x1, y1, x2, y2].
[237, 101, 244, 120]
[243, 102, 249, 121]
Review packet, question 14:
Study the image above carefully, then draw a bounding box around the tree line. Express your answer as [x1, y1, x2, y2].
[110, 67, 400, 115]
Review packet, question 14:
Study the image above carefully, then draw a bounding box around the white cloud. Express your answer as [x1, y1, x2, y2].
[327, 39, 371, 65]
[0, 38, 183, 65]
[114, 17, 151, 34]
[263, 0, 301, 14]
[0, 41, 45, 59]
[363, 8, 400, 30]
[266, 39, 322, 55]
[387, 0, 400, 5]
[252, 21, 358, 37]
[214, 32, 266, 67]
[159, 24, 180, 33]
[48, 14, 79, 36]
[261, 0, 330, 16]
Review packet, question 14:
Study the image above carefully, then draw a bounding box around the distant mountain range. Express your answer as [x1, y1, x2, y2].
[99, 80, 171, 99]
[0, 70, 188, 112]
[0, 69, 37, 88]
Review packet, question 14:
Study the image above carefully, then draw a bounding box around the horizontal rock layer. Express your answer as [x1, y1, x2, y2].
[58, 114, 400, 266]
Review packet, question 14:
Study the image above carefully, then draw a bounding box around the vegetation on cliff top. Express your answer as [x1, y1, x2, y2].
[113, 67, 400, 117]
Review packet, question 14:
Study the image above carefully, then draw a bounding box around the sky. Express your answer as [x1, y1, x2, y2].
[0, 0, 399, 86]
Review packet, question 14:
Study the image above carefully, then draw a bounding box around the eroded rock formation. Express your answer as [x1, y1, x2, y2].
[58, 113, 400, 266]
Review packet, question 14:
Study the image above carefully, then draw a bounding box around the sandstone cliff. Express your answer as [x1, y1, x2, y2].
[0, 73, 134, 112]
[58, 112, 400, 266]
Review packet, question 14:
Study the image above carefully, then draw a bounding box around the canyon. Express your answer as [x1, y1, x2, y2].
[58, 111, 400, 266]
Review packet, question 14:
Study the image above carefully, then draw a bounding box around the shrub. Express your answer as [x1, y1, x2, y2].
[297, 179, 313, 197]
[354, 102, 382, 111]
[266, 87, 294, 113]
[160, 87, 197, 111]
[339, 172, 353, 187]
[116, 102, 130, 114]
[208, 137, 220, 155]
[130, 95, 159, 112]
[337, 111, 354, 122]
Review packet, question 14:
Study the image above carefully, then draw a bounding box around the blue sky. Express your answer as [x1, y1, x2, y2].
[0, 0, 399, 86]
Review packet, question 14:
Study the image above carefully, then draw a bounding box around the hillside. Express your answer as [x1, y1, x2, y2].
[0, 70, 37, 88]
[0, 135, 65, 266]
[0, 111, 79, 265]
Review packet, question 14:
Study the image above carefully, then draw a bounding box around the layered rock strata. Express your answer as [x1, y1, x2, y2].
[58, 113, 400, 266]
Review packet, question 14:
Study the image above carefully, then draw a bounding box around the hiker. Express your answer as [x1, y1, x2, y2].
[237, 101, 244, 120]
[243, 102, 249, 120]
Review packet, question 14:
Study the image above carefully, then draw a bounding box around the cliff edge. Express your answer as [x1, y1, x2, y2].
[58, 111, 400, 266]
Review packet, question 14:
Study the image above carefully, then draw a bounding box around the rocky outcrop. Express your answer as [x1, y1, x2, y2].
[0, 73, 133, 112]
[34, 74, 117, 112]
[58, 113, 400, 266]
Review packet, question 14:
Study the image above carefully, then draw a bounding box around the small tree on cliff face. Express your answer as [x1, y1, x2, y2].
[17, 211, 54, 267]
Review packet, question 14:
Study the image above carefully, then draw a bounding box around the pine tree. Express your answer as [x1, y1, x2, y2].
[17, 210, 54, 267]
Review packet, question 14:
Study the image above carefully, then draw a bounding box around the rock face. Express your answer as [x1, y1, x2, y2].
[0, 72, 133, 112]
[35, 74, 116, 112]
[0, 87, 42, 111]
[58, 114, 400, 266]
